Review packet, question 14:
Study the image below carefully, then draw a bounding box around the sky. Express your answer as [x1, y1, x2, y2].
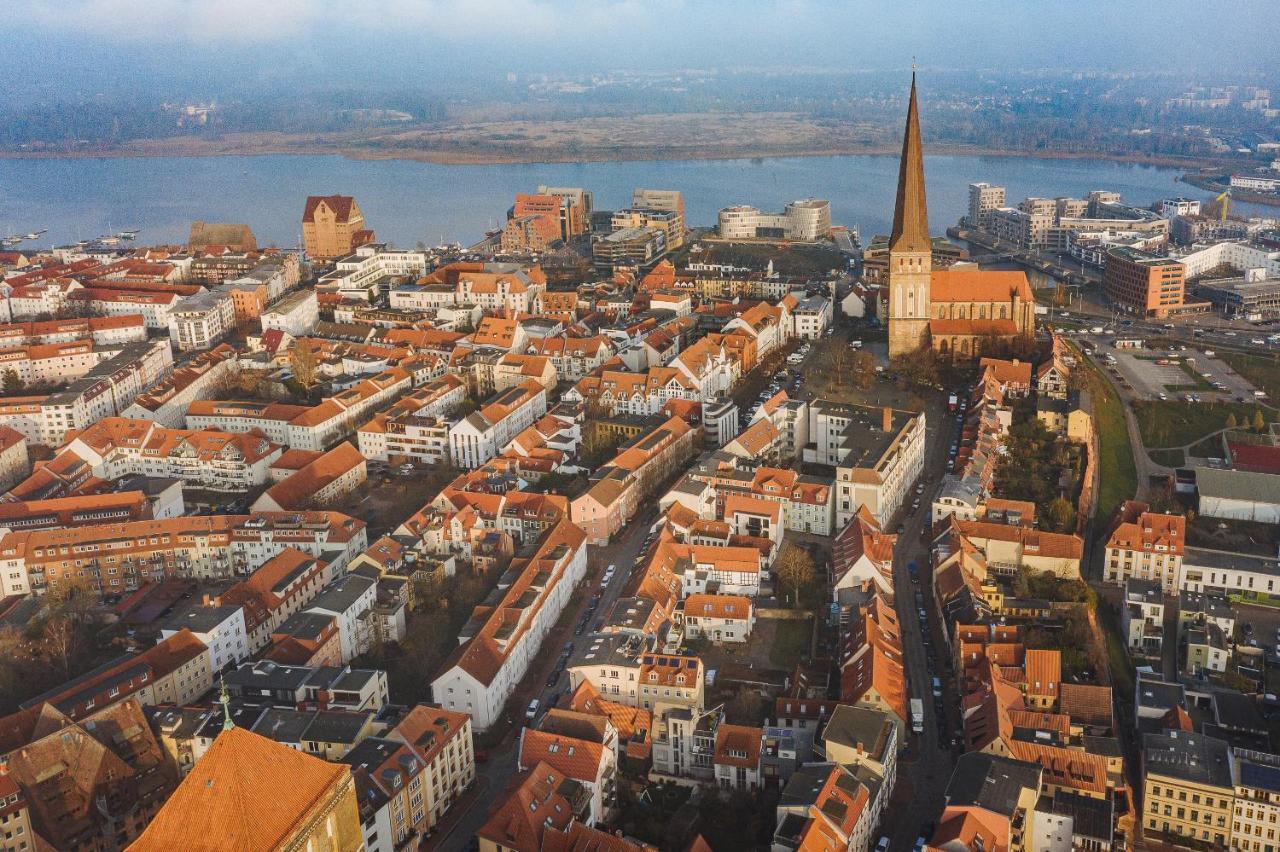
[1, 0, 1276, 101]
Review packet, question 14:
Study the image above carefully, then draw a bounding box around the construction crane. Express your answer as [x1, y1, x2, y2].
[1212, 189, 1231, 221]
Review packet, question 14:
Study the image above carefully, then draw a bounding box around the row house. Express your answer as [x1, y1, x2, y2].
[53, 416, 282, 493]
[431, 521, 588, 730]
[0, 510, 364, 597]
[343, 705, 476, 851]
[0, 339, 174, 447]
[448, 380, 548, 469]
[120, 343, 239, 428]
[0, 313, 146, 347]
[186, 367, 412, 451]
[356, 373, 467, 463]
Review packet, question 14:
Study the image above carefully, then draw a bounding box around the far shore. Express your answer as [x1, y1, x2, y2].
[0, 139, 1225, 172]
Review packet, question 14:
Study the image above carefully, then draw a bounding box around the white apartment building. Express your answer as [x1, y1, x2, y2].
[0, 315, 147, 347]
[431, 522, 587, 730]
[168, 289, 236, 352]
[356, 373, 467, 463]
[261, 289, 319, 338]
[302, 572, 378, 663]
[789, 295, 832, 339]
[967, 182, 1007, 230]
[0, 340, 113, 387]
[77, 289, 181, 329]
[717, 199, 831, 241]
[448, 380, 547, 469]
[318, 245, 429, 303]
[161, 604, 250, 672]
[120, 344, 239, 428]
[805, 401, 926, 528]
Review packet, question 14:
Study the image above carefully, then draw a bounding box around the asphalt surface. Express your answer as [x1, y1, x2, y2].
[883, 392, 958, 852]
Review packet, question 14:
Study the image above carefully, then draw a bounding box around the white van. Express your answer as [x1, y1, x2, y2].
[525, 699, 540, 721]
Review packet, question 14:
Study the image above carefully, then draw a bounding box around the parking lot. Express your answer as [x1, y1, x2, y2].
[1098, 342, 1261, 402]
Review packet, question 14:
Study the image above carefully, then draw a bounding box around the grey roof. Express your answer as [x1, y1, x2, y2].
[1080, 736, 1124, 758]
[1136, 674, 1187, 713]
[822, 704, 894, 762]
[1125, 578, 1163, 603]
[1178, 591, 1235, 621]
[307, 573, 376, 615]
[1213, 690, 1268, 733]
[275, 610, 337, 642]
[1183, 546, 1280, 578]
[1239, 759, 1280, 794]
[252, 707, 313, 743]
[1143, 730, 1232, 789]
[1195, 465, 1280, 505]
[945, 752, 1041, 817]
[303, 709, 373, 744]
[779, 762, 834, 808]
[164, 603, 243, 635]
[1039, 790, 1113, 843]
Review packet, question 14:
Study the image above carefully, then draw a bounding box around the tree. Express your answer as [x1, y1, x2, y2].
[1, 369, 22, 395]
[776, 544, 816, 608]
[1253, 409, 1266, 432]
[851, 351, 876, 390]
[1225, 413, 1238, 430]
[1045, 497, 1077, 533]
[1012, 565, 1033, 599]
[291, 339, 319, 389]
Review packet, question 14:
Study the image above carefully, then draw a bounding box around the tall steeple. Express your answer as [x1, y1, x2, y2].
[219, 674, 234, 732]
[889, 72, 930, 253]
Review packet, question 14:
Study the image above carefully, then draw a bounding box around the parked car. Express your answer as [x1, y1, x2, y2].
[525, 699, 541, 721]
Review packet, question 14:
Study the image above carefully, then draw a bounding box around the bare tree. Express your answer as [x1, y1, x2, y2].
[776, 544, 816, 608]
[291, 339, 320, 389]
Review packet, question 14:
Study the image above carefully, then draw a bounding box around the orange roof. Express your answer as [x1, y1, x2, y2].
[302, 194, 359, 223]
[931, 268, 1033, 303]
[128, 726, 349, 852]
[1106, 500, 1185, 555]
[1024, 649, 1061, 702]
[684, 593, 752, 621]
[723, 492, 782, 523]
[519, 728, 606, 783]
[477, 762, 576, 851]
[259, 441, 365, 511]
[714, 724, 762, 769]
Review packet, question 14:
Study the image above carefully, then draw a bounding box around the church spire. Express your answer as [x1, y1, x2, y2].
[219, 674, 234, 732]
[889, 71, 930, 253]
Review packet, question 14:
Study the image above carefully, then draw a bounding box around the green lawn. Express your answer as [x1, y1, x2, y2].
[769, 619, 812, 668]
[1132, 400, 1275, 449]
[1221, 350, 1280, 399]
[1187, 434, 1225, 459]
[1079, 355, 1137, 519]
[1095, 601, 1135, 701]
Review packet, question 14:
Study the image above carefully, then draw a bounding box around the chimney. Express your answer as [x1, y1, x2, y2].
[882, 407, 893, 433]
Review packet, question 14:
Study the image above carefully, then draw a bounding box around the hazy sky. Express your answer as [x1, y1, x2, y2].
[2, 0, 1276, 101]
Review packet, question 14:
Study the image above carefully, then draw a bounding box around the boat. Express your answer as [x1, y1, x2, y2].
[116, 230, 139, 240]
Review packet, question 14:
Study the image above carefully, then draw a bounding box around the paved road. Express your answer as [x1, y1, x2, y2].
[426, 506, 659, 851]
[884, 393, 957, 852]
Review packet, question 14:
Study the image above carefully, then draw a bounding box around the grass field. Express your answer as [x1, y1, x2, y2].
[1221, 350, 1280, 400]
[1132, 400, 1275, 448]
[1080, 355, 1137, 519]
[769, 619, 812, 668]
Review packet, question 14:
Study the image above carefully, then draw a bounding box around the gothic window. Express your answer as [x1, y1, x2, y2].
[979, 305, 987, 319]
[999, 304, 1007, 319]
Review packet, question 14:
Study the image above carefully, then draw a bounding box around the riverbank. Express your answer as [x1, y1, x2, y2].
[1178, 171, 1280, 209]
[0, 112, 1227, 171]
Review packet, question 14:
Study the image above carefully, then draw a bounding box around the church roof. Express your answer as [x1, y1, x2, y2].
[128, 726, 348, 852]
[889, 73, 930, 254]
[931, 269, 1033, 303]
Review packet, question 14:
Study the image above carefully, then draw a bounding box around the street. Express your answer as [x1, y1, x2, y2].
[883, 391, 957, 852]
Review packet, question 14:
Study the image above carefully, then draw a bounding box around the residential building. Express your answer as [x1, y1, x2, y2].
[225, 660, 389, 712]
[714, 724, 764, 791]
[168, 288, 235, 352]
[1141, 730, 1233, 848]
[805, 401, 926, 528]
[162, 604, 250, 671]
[518, 712, 616, 825]
[343, 705, 475, 850]
[932, 752, 1041, 852]
[1102, 500, 1186, 593]
[260, 288, 319, 337]
[1, 699, 176, 851]
[252, 441, 367, 512]
[1231, 749, 1280, 852]
[475, 763, 593, 852]
[967, 182, 1007, 230]
[431, 521, 588, 730]
[773, 762, 874, 852]
[678, 593, 754, 643]
[0, 426, 28, 491]
[1121, 578, 1165, 658]
[592, 227, 666, 272]
[448, 380, 548, 468]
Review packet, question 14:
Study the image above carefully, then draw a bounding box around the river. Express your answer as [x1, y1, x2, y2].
[0, 153, 1271, 250]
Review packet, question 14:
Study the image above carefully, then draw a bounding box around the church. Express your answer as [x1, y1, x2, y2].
[886, 75, 1036, 359]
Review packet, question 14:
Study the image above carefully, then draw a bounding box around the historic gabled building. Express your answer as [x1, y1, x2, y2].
[886, 75, 1035, 359]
